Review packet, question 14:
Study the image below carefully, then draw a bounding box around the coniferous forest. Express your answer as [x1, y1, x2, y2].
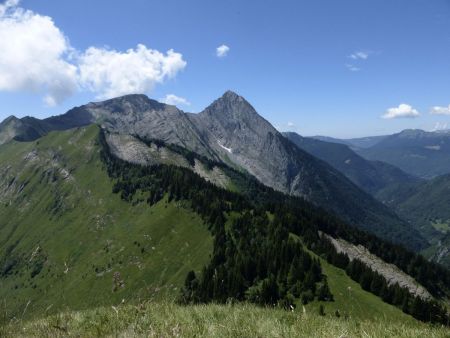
[99, 129, 450, 325]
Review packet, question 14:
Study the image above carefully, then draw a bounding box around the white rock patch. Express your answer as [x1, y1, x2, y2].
[322, 233, 432, 300]
[217, 141, 232, 154]
[424, 145, 441, 151]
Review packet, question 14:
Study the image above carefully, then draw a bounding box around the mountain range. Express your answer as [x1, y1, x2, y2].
[314, 130, 450, 179]
[1, 91, 450, 327]
[0, 91, 425, 250]
[283, 132, 420, 196]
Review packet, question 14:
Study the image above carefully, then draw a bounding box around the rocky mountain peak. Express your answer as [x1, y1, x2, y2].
[88, 93, 166, 114]
[222, 90, 242, 100]
[201, 90, 259, 121]
[0, 115, 19, 126]
[196, 90, 279, 142]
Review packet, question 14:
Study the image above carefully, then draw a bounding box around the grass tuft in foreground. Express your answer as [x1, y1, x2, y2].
[1, 301, 449, 337]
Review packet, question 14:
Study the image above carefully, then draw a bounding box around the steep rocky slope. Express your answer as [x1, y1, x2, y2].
[189, 92, 425, 249]
[105, 132, 231, 189]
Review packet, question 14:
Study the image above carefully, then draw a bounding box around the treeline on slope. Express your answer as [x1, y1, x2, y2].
[98, 129, 450, 325]
[181, 212, 333, 308]
[265, 201, 450, 325]
[102, 131, 332, 308]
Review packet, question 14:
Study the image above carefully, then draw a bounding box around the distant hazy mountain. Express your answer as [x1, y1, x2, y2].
[284, 132, 420, 196]
[312, 135, 388, 150]
[356, 129, 450, 178]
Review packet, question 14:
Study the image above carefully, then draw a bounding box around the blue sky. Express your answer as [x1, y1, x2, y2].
[0, 0, 450, 138]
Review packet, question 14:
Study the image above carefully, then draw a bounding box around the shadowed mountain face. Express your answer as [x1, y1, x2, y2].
[0, 91, 427, 250]
[189, 91, 304, 192]
[284, 132, 420, 196]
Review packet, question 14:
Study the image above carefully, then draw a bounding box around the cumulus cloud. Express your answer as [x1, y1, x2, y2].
[382, 104, 420, 119]
[216, 44, 230, 58]
[349, 51, 369, 60]
[0, 0, 78, 105]
[79, 45, 186, 99]
[0, 0, 186, 105]
[430, 105, 450, 115]
[160, 94, 190, 106]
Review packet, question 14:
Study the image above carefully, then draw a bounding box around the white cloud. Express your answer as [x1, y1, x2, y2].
[0, 0, 78, 105]
[216, 44, 230, 58]
[345, 64, 360, 72]
[287, 122, 295, 127]
[79, 45, 186, 100]
[430, 105, 450, 115]
[382, 104, 420, 119]
[0, 0, 19, 16]
[349, 51, 369, 60]
[160, 94, 190, 106]
[0, 0, 186, 105]
[346, 51, 372, 71]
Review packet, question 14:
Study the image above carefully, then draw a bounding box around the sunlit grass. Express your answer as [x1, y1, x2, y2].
[2, 301, 449, 338]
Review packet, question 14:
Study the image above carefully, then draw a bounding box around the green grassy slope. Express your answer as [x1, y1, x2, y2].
[286, 235, 415, 323]
[0, 125, 212, 320]
[3, 302, 448, 338]
[309, 259, 421, 323]
[0, 125, 441, 328]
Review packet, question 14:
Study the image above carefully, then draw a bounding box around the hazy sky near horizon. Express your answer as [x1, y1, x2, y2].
[0, 0, 450, 138]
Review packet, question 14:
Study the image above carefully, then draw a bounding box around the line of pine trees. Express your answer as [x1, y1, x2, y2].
[180, 211, 333, 308]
